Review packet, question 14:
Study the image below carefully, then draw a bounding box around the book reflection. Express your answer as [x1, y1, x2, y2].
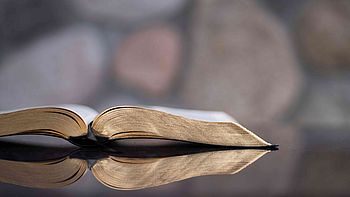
[0, 140, 272, 190]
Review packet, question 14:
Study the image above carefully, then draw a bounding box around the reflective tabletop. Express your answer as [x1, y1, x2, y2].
[0, 124, 349, 196]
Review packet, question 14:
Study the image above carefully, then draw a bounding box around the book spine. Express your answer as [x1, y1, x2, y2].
[69, 122, 107, 147]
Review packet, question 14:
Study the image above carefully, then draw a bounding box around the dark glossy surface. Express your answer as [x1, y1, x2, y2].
[0, 125, 349, 196]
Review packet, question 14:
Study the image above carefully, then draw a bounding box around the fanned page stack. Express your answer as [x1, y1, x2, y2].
[0, 105, 272, 147]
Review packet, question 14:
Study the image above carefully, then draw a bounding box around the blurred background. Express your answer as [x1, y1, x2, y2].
[0, 0, 350, 196]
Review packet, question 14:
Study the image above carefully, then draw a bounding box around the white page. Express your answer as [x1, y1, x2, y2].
[1, 104, 236, 124]
[148, 106, 238, 123]
[58, 104, 98, 124]
[0, 104, 98, 125]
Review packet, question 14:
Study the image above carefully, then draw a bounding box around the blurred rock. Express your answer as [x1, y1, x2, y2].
[263, 0, 306, 23]
[181, 0, 302, 124]
[295, 77, 350, 127]
[0, 26, 105, 110]
[114, 26, 182, 97]
[0, 0, 73, 50]
[189, 124, 302, 196]
[73, 0, 187, 25]
[296, 0, 350, 72]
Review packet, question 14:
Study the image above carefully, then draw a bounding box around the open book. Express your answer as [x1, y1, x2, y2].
[0, 141, 271, 190]
[0, 105, 274, 147]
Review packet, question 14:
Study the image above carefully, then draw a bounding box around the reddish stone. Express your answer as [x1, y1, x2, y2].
[114, 25, 182, 97]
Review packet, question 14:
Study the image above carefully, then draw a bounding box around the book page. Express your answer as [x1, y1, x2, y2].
[148, 106, 238, 123]
[0, 104, 98, 125]
[58, 104, 98, 124]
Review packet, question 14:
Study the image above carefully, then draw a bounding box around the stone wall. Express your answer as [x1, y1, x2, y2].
[0, 0, 349, 195]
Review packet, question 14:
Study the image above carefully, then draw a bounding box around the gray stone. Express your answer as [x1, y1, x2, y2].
[0, 26, 106, 110]
[181, 0, 302, 125]
[295, 77, 350, 127]
[0, 0, 74, 50]
[73, 0, 187, 25]
[263, 0, 307, 23]
[296, 0, 350, 72]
